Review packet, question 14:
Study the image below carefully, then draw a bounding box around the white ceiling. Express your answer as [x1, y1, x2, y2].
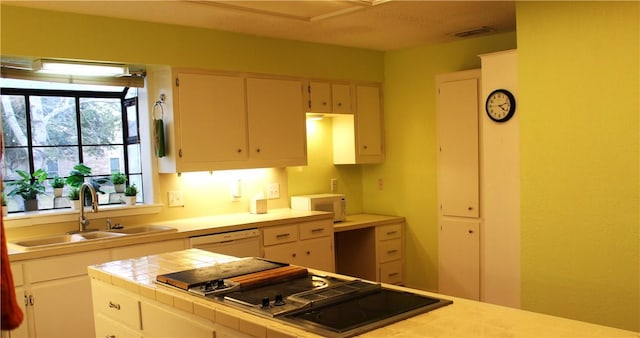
[3, 0, 516, 51]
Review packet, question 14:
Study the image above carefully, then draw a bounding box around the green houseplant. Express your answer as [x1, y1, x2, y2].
[123, 184, 137, 205]
[8, 168, 48, 211]
[52, 175, 65, 197]
[111, 172, 127, 193]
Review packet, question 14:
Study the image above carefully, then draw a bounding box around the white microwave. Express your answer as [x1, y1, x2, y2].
[291, 193, 346, 222]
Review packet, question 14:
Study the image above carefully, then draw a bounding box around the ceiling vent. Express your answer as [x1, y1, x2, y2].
[451, 26, 495, 38]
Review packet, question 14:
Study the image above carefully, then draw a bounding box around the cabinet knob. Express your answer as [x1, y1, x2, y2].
[108, 301, 121, 310]
[292, 253, 296, 258]
[337, 102, 342, 107]
[468, 206, 473, 210]
[256, 148, 261, 153]
[322, 101, 327, 106]
[468, 230, 474, 234]
[306, 251, 311, 255]
[363, 145, 368, 150]
[237, 148, 242, 153]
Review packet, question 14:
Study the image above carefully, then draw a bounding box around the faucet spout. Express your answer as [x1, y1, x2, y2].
[79, 182, 98, 232]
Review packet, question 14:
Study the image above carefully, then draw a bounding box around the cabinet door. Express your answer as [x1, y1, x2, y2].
[308, 82, 332, 112]
[94, 313, 141, 338]
[298, 237, 334, 272]
[246, 78, 306, 166]
[438, 220, 480, 300]
[332, 84, 352, 113]
[31, 275, 95, 337]
[176, 72, 247, 168]
[263, 242, 299, 265]
[355, 85, 383, 160]
[141, 302, 215, 338]
[437, 78, 479, 217]
[9, 287, 29, 338]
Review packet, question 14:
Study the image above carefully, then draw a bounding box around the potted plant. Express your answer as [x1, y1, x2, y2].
[8, 168, 48, 211]
[2, 192, 8, 216]
[52, 175, 65, 197]
[111, 172, 127, 193]
[66, 163, 107, 207]
[123, 184, 138, 205]
[68, 188, 81, 210]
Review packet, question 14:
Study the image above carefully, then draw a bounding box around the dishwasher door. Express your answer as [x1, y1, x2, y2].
[190, 229, 261, 258]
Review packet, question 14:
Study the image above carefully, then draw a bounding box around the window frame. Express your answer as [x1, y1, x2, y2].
[1, 85, 144, 212]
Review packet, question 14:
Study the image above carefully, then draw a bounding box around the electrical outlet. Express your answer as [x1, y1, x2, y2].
[266, 183, 280, 199]
[168, 190, 184, 207]
[330, 178, 338, 193]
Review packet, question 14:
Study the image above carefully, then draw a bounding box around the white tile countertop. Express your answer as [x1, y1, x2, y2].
[89, 249, 639, 338]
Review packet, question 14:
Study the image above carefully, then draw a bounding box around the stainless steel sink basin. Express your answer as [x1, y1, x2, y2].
[10, 231, 126, 250]
[106, 225, 177, 235]
[9, 225, 177, 251]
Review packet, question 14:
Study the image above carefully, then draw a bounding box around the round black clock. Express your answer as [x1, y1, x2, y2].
[485, 89, 516, 122]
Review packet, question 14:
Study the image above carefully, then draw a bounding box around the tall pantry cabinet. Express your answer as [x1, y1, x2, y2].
[436, 69, 481, 301]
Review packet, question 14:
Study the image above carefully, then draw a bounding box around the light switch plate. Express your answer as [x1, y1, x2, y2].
[266, 183, 280, 199]
[168, 190, 184, 207]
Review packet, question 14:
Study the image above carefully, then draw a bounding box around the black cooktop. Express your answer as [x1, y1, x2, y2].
[283, 288, 451, 337]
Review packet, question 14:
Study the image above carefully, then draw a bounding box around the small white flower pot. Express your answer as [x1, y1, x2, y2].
[53, 188, 63, 197]
[123, 196, 136, 206]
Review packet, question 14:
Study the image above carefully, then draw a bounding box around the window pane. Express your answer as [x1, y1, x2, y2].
[83, 145, 124, 176]
[1, 148, 29, 180]
[30, 96, 77, 146]
[33, 146, 79, 176]
[126, 104, 139, 141]
[80, 98, 122, 144]
[1, 95, 28, 147]
[127, 144, 142, 173]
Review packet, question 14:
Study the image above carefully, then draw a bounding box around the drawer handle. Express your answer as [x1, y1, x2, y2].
[386, 231, 398, 236]
[388, 272, 400, 277]
[276, 233, 291, 238]
[311, 228, 324, 233]
[106, 336, 116, 338]
[108, 301, 121, 310]
[386, 249, 399, 254]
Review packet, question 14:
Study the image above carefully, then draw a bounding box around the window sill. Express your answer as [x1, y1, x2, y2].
[3, 204, 163, 228]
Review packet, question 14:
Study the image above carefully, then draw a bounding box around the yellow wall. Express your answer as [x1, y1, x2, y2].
[373, 33, 517, 291]
[517, 2, 639, 331]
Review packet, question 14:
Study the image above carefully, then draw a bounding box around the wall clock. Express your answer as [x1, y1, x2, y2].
[485, 89, 516, 122]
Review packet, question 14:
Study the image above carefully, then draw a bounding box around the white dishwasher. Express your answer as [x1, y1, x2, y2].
[189, 228, 261, 258]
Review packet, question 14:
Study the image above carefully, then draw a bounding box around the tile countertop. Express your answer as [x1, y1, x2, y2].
[89, 248, 639, 338]
[7, 210, 401, 261]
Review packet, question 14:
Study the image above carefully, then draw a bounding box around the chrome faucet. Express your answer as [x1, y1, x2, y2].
[79, 182, 99, 232]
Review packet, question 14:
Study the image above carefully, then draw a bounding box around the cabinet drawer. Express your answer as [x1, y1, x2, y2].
[299, 220, 332, 240]
[95, 312, 142, 338]
[379, 260, 403, 285]
[377, 238, 402, 263]
[27, 249, 111, 283]
[263, 225, 298, 246]
[376, 223, 402, 241]
[92, 280, 141, 329]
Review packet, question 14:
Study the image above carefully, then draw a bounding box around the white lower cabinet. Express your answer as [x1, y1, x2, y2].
[335, 222, 404, 284]
[438, 220, 480, 300]
[141, 301, 215, 338]
[17, 250, 111, 338]
[262, 220, 335, 272]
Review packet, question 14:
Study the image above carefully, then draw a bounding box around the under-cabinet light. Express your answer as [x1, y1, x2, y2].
[33, 59, 129, 76]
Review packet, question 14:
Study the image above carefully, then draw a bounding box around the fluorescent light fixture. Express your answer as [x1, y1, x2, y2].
[33, 59, 129, 76]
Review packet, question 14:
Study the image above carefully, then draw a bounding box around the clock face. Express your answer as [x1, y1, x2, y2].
[486, 89, 516, 122]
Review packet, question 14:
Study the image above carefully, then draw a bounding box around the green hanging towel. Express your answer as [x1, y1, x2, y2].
[152, 100, 166, 158]
[154, 118, 166, 158]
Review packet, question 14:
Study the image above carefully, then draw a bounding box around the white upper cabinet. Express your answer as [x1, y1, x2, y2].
[246, 77, 307, 168]
[333, 84, 385, 164]
[175, 71, 248, 169]
[306, 81, 352, 114]
[436, 72, 480, 218]
[149, 68, 307, 172]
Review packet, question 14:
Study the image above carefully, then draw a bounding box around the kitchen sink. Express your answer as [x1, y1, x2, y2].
[106, 224, 177, 235]
[9, 225, 177, 251]
[9, 231, 126, 250]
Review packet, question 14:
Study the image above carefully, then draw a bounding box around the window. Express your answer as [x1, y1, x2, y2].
[1, 79, 143, 212]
